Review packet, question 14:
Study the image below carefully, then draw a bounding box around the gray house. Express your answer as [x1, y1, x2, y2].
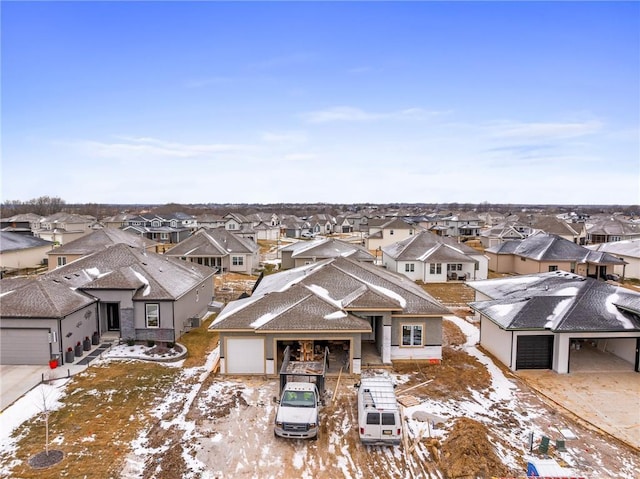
[279, 238, 375, 270]
[467, 271, 640, 374]
[0, 243, 215, 365]
[164, 228, 260, 274]
[210, 256, 450, 376]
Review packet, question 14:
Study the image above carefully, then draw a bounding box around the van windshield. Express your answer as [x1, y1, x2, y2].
[281, 391, 316, 408]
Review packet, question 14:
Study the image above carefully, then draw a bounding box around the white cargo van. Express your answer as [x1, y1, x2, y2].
[356, 376, 402, 446]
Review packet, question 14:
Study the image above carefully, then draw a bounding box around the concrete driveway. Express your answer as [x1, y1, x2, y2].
[517, 369, 640, 451]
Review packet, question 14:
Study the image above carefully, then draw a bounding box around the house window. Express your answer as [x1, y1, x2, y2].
[232, 256, 244, 266]
[429, 263, 442, 274]
[548, 265, 558, 272]
[405, 263, 415, 272]
[171, 220, 177, 227]
[570, 262, 576, 273]
[401, 324, 423, 346]
[57, 257, 67, 267]
[390, 230, 394, 235]
[160, 233, 169, 240]
[447, 264, 462, 271]
[146, 304, 159, 328]
[152, 220, 161, 227]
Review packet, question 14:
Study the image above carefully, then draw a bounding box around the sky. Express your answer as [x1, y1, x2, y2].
[2, 1, 639, 206]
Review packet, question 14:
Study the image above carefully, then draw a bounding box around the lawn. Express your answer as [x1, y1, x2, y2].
[2, 317, 219, 479]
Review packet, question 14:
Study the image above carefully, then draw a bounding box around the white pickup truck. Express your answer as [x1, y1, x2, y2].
[274, 382, 321, 440]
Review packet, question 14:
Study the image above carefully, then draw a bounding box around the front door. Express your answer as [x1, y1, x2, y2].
[106, 303, 120, 331]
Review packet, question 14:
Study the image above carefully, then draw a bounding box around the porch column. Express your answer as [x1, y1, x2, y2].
[382, 323, 392, 364]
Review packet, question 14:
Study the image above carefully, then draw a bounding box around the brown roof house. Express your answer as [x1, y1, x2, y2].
[47, 228, 158, 271]
[210, 256, 450, 376]
[0, 243, 215, 365]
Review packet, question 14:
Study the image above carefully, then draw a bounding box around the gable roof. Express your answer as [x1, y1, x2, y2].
[0, 231, 53, 253]
[486, 234, 626, 265]
[0, 276, 97, 319]
[382, 230, 480, 263]
[281, 238, 374, 262]
[586, 238, 640, 259]
[46, 243, 215, 300]
[48, 228, 157, 255]
[468, 271, 640, 333]
[164, 228, 258, 257]
[530, 216, 581, 236]
[210, 257, 449, 332]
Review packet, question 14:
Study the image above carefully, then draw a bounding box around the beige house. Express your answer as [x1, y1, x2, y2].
[35, 212, 98, 246]
[486, 234, 626, 279]
[0, 232, 53, 276]
[366, 217, 419, 251]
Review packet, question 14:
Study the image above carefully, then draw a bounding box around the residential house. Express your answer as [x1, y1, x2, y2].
[485, 234, 626, 279]
[280, 216, 309, 239]
[210, 256, 450, 375]
[531, 216, 586, 244]
[587, 239, 640, 280]
[195, 213, 226, 229]
[47, 228, 158, 271]
[122, 214, 192, 245]
[280, 238, 375, 270]
[100, 213, 137, 229]
[0, 213, 43, 235]
[479, 222, 534, 249]
[308, 214, 337, 236]
[366, 217, 419, 251]
[334, 215, 355, 234]
[164, 228, 260, 274]
[246, 212, 280, 228]
[0, 243, 215, 365]
[382, 230, 488, 282]
[467, 271, 640, 374]
[432, 212, 483, 240]
[586, 217, 640, 244]
[0, 232, 53, 277]
[34, 212, 98, 246]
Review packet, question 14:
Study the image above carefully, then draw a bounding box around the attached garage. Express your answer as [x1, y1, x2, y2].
[516, 335, 554, 370]
[0, 328, 51, 365]
[225, 338, 265, 374]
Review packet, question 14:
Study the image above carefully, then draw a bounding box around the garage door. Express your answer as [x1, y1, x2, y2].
[0, 329, 51, 365]
[516, 335, 554, 369]
[226, 338, 265, 374]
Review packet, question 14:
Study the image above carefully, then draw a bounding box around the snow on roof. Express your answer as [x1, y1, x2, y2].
[305, 283, 343, 309]
[544, 297, 573, 329]
[132, 269, 151, 296]
[324, 310, 348, 320]
[605, 293, 636, 329]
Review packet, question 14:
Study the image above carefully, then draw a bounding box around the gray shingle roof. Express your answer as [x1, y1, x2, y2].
[0, 231, 53, 253]
[0, 277, 96, 318]
[46, 243, 215, 300]
[165, 229, 258, 257]
[486, 234, 626, 264]
[49, 228, 157, 254]
[468, 271, 640, 332]
[282, 238, 374, 262]
[211, 256, 449, 332]
[382, 230, 479, 263]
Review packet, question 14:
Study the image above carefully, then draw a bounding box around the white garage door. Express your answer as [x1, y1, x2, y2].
[0, 329, 51, 365]
[226, 338, 265, 374]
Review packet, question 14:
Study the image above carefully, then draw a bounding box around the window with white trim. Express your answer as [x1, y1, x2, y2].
[57, 257, 67, 267]
[405, 263, 415, 272]
[232, 256, 244, 266]
[146, 304, 159, 328]
[429, 263, 442, 274]
[548, 265, 558, 272]
[401, 324, 423, 346]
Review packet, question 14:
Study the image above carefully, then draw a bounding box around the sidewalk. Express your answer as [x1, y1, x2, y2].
[0, 341, 114, 411]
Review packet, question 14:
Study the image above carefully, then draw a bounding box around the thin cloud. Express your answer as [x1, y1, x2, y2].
[64, 136, 253, 159]
[488, 120, 603, 140]
[301, 106, 442, 123]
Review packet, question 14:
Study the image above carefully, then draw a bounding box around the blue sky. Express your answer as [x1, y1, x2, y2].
[2, 1, 639, 205]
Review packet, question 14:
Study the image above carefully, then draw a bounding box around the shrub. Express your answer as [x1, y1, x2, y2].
[146, 340, 155, 347]
[125, 338, 135, 346]
[166, 342, 175, 348]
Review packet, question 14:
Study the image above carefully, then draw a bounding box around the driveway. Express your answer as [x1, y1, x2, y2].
[517, 369, 640, 450]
